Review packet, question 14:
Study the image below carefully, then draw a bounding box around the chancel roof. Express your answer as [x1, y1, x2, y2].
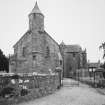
[64, 45, 82, 53]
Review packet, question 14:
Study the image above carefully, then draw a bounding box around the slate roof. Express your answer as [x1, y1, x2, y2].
[64, 45, 82, 53]
[88, 63, 100, 68]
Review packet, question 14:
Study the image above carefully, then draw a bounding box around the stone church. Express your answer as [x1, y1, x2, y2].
[60, 42, 87, 78]
[9, 2, 63, 73]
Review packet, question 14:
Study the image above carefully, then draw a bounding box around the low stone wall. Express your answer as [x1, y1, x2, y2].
[0, 73, 61, 105]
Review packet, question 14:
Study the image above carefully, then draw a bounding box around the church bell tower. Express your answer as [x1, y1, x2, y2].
[29, 2, 44, 31]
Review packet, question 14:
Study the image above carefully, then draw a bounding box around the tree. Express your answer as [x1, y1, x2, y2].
[0, 49, 9, 72]
[99, 42, 105, 59]
[99, 42, 105, 69]
[100, 62, 105, 69]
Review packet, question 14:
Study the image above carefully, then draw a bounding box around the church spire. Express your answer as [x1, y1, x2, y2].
[29, 1, 43, 16]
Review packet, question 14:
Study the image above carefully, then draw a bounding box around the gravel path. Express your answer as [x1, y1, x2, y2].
[18, 78, 105, 105]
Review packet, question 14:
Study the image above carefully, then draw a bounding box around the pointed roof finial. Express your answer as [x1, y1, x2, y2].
[60, 41, 65, 45]
[29, 1, 43, 16]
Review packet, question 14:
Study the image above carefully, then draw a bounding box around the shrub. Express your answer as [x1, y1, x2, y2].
[20, 89, 29, 96]
[0, 87, 17, 98]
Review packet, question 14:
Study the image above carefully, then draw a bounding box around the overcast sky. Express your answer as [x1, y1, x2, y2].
[0, 0, 105, 62]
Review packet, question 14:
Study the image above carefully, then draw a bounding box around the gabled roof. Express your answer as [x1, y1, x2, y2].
[64, 45, 82, 53]
[29, 2, 43, 16]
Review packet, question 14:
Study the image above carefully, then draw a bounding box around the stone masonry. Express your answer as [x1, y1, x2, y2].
[9, 2, 62, 73]
[0, 73, 61, 104]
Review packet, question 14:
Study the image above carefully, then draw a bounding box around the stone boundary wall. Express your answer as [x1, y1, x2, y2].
[0, 73, 61, 105]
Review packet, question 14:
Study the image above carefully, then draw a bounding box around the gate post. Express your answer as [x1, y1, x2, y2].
[55, 67, 63, 88]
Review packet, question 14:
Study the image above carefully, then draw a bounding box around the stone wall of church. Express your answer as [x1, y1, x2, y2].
[10, 31, 33, 73]
[30, 31, 62, 73]
[44, 32, 62, 72]
[10, 30, 62, 74]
